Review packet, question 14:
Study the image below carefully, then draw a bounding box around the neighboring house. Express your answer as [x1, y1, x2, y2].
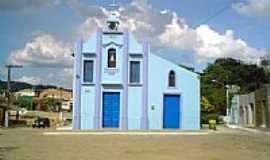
[72, 13, 200, 130]
[34, 88, 72, 111]
[15, 88, 36, 97]
[61, 100, 73, 111]
[38, 88, 72, 100]
[230, 84, 270, 128]
[255, 84, 270, 127]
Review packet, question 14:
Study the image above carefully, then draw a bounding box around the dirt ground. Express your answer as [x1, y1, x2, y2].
[1, 127, 270, 160]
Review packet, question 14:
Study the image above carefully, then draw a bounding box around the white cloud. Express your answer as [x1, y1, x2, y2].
[194, 25, 266, 63]
[8, 33, 74, 87]
[157, 12, 197, 51]
[233, 0, 270, 17]
[16, 76, 41, 85]
[9, 34, 73, 68]
[8, 0, 268, 87]
[15, 68, 73, 88]
[60, 68, 73, 88]
[0, 67, 7, 79]
[78, 1, 267, 63]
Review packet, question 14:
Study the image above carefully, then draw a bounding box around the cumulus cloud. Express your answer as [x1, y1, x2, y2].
[15, 68, 73, 88]
[194, 25, 266, 63]
[233, 0, 270, 17]
[0, 67, 7, 79]
[16, 76, 42, 85]
[78, 0, 267, 63]
[7, 0, 268, 87]
[8, 34, 73, 68]
[7, 33, 73, 87]
[60, 68, 73, 88]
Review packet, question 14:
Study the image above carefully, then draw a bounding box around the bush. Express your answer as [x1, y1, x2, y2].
[9, 119, 28, 127]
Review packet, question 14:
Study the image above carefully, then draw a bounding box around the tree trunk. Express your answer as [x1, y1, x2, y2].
[16, 110, 19, 121]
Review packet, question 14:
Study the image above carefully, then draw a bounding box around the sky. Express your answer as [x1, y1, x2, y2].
[0, 0, 269, 88]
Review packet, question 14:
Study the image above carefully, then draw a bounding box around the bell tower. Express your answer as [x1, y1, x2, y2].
[107, 13, 120, 31]
[106, 0, 120, 31]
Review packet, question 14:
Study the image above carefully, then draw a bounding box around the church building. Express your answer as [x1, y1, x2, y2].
[72, 13, 200, 130]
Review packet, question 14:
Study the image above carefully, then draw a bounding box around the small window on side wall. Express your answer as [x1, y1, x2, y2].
[83, 60, 93, 83]
[108, 48, 116, 68]
[130, 61, 140, 83]
[168, 70, 176, 87]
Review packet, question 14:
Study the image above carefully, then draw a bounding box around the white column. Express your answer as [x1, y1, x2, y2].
[261, 104, 266, 128]
[4, 110, 8, 127]
[247, 105, 253, 125]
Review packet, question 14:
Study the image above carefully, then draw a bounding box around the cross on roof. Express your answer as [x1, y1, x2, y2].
[107, 0, 119, 11]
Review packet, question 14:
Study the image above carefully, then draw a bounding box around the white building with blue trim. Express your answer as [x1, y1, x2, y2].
[72, 13, 200, 130]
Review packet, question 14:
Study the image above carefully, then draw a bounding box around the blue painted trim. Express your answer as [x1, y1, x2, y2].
[121, 28, 129, 129]
[141, 41, 149, 129]
[72, 38, 82, 129]
[94, 28, 102, 129]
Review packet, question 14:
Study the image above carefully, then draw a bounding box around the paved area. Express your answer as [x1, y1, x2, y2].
[227, 124, 270, 136]
[1, 127, 270, 160]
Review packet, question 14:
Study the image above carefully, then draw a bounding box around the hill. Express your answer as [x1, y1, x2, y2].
[0, 80, 58, 92]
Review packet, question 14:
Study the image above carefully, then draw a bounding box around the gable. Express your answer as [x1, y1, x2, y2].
[150, 53, 199, 78]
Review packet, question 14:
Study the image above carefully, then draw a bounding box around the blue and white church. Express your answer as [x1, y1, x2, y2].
[72, 13, 200, 130]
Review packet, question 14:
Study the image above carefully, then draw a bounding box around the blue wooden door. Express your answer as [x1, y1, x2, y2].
[103, 92, 120, 128]
[163, 95, 180, 129]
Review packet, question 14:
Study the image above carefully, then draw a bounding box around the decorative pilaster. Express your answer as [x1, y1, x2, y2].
[141, 41, 149, 129]
[121, 28, 129, 129]
[94, 28, 102, 129]
[72, 38, 82, 129]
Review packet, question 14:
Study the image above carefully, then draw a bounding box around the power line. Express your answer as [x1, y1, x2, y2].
[193, 0, 238, 28]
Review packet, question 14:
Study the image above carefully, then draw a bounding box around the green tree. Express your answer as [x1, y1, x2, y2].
[202, 58, 270, 115]
[39, 98, 61, 112]
[14, 96, 33, 110]
[201, 96, 215, 112]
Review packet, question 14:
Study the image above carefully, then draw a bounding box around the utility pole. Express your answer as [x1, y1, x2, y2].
[3, 64, 23, 127]
[211, 79, 230, 125]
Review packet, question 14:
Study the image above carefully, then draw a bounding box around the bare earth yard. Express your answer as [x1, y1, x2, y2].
[1, 127, 270, 160]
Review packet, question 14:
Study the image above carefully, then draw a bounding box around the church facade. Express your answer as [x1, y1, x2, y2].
[72, 14, 200, 130]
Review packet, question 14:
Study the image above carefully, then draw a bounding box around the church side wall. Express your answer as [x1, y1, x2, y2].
[148, 54, 200, 130]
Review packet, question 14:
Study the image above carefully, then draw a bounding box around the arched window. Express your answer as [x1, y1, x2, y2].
[168, 70, 176, 87]
[108, 48, 116, 68]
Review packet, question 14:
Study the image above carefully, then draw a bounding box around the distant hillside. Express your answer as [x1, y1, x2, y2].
[0, 80, 58, 92]
[0, 80, 32, 92]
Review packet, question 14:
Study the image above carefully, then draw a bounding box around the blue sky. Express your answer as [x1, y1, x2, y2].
[0, 0, 269, 88]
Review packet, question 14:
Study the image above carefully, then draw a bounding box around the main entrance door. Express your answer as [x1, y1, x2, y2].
[102, 92, 120, 128]
[163, 95, 180, 129]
